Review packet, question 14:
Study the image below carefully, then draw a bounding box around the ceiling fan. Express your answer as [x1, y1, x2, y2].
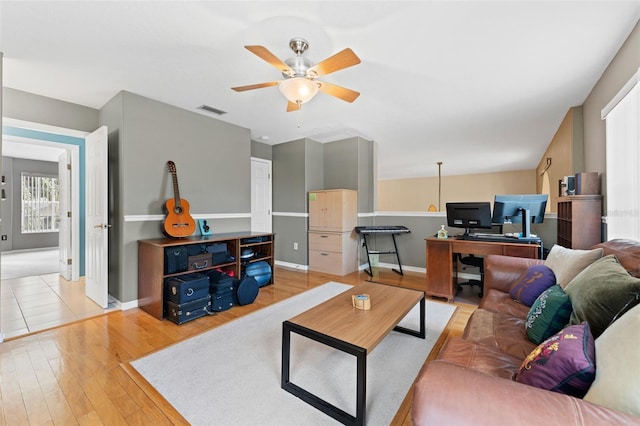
[231, 38, 361, 112]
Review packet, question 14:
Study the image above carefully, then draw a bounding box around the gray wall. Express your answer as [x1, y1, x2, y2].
[99, 91, 252, 303]
[369, 214, 557, 270]
[251, 140, 272, 160]
[272, 136, 375, 267]
[272, 139, 313, 266]
[1, 88, 99, 275]
[1, 157, 59, 251]
[583, 20, 640, 211]
[3, 87, 99, 132]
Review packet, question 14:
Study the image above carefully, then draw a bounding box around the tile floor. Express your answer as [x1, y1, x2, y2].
[1, 273, 107, 340]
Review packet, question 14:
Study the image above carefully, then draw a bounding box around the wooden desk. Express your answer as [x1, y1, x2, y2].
[425, 237, 541, 302]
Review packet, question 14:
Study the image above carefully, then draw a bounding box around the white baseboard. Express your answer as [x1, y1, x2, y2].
[108, 294, 138, 311]
[274, 260, 308, 271]
[361, 262, 426, 274]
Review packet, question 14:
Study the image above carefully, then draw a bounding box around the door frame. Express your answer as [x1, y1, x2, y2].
[250, 157, 272, 233]
[3, 118, 87, 281]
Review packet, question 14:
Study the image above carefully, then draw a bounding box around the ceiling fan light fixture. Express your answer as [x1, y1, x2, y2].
[279, 77, 319, 105]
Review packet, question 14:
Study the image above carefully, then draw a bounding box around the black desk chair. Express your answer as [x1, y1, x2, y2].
[456, 224, 502, 297]
[457, 254, 484, 298]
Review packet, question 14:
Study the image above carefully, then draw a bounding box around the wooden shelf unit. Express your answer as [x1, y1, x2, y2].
[557, 195, 602, 249]
[138, 232, 274, 320]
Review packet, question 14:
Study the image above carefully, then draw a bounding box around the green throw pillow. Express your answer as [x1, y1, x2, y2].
[564, 255, 640, 338]
[525, 285, 573, 344]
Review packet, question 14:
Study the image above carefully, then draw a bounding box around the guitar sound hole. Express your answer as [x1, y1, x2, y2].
[174, 207, 183, 214]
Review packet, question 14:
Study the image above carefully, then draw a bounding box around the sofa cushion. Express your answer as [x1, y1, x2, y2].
[516, 322, 596, 398]
[525, 285, 573, 344]
[462, 309, 537, 359]
[509, 265, 556, 306]
[564, 254, 640, 338]
[584, 303, 640, 416]
[412, 361, 640, 426]
[479, 289, 531, 319]
[544, 245, 603, 288]
[437, 337, 522, 380]
[592, 239, 640, 278]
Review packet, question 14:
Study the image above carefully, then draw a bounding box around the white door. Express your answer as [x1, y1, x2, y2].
[85, 126, 109, 308]
[58, 151, 71, 280]
[251, 158, 272, 232]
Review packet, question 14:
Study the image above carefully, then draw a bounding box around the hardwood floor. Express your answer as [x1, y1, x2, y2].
[0, 266, 476, 425]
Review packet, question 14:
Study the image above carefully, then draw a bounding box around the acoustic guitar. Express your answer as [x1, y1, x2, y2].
[164, 161, 196, 238]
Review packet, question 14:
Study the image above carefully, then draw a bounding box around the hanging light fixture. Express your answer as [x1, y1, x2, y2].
[438, 161, 443, 212]
[278, 77, 319, 106]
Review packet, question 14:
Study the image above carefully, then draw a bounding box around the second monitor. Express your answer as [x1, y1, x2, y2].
[492, 194, 548, 239]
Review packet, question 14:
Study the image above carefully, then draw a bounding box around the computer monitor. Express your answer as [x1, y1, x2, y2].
[492, 194, 548, 239]
[446, 202, 493, 236]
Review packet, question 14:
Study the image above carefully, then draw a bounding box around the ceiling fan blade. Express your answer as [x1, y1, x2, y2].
[286, 101, 301, 112]
[318, 81, 360, 103]
[231, 81, 279, 92]
[245, 45, 293, 74]
[308, 48, 361, 77]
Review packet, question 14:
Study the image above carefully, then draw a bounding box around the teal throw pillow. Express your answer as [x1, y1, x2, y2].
[525, 285, 573, 344]
[564, 255, 640, 338]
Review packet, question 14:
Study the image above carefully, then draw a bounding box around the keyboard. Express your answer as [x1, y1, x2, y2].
[459, 233, 540, 243]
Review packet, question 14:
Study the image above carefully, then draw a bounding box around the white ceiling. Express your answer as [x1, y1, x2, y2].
[1, 1, 638, 179]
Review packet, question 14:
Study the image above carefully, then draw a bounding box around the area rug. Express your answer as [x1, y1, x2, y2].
[131, 282, 456, 425]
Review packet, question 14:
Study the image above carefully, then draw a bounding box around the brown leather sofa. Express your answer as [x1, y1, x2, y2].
[412, 239, 640, 425]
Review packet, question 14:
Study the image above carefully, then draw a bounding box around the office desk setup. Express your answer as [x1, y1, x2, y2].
[425, 235, 542, 302]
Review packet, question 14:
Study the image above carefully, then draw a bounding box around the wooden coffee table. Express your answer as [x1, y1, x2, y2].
[281, 282, 425, 426]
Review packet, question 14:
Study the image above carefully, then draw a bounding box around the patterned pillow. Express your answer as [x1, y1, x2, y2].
[516, 322, 596, 398]
[525, 285, 573, 344]
[564, 255, 640, 338]
[510, 265, 556, 306]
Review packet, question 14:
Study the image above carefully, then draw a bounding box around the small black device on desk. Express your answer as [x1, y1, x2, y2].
[355, 226, 410, 276]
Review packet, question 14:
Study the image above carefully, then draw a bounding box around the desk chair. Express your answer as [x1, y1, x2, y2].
[457, 254, 485, 298]
[456, 224, 503, 297]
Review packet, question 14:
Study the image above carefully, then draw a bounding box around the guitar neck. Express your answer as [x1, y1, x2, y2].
[171, 171, 182, 209]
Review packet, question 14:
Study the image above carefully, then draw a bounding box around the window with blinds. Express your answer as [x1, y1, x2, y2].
[602, 69, 640, 241]
[21, 173, 60, 233]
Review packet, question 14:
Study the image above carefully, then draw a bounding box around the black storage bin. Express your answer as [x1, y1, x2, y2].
[164, 296, 211, 325]
[210, 292, 235, 312]
[208, 270, 236, 311]
[164, 273, 210, 304]
[186, 244, 205, 256]
[165, 246, 188, 274]
[207, 243, 230, 265]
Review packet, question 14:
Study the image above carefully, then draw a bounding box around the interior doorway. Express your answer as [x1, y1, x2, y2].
[1, 135, 79, 280]
[0, 119, 109, 340]
[251, 157, 272, 233]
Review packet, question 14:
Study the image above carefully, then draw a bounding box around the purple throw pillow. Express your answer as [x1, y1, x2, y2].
[510, 265, 556, 306]
[516, 322, 596, 398]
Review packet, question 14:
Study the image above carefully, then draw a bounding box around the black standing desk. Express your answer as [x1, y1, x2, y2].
[355, 226, 410, 276]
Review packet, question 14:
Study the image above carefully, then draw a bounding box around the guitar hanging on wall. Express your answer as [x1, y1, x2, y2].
[163, 161, 196, 238]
